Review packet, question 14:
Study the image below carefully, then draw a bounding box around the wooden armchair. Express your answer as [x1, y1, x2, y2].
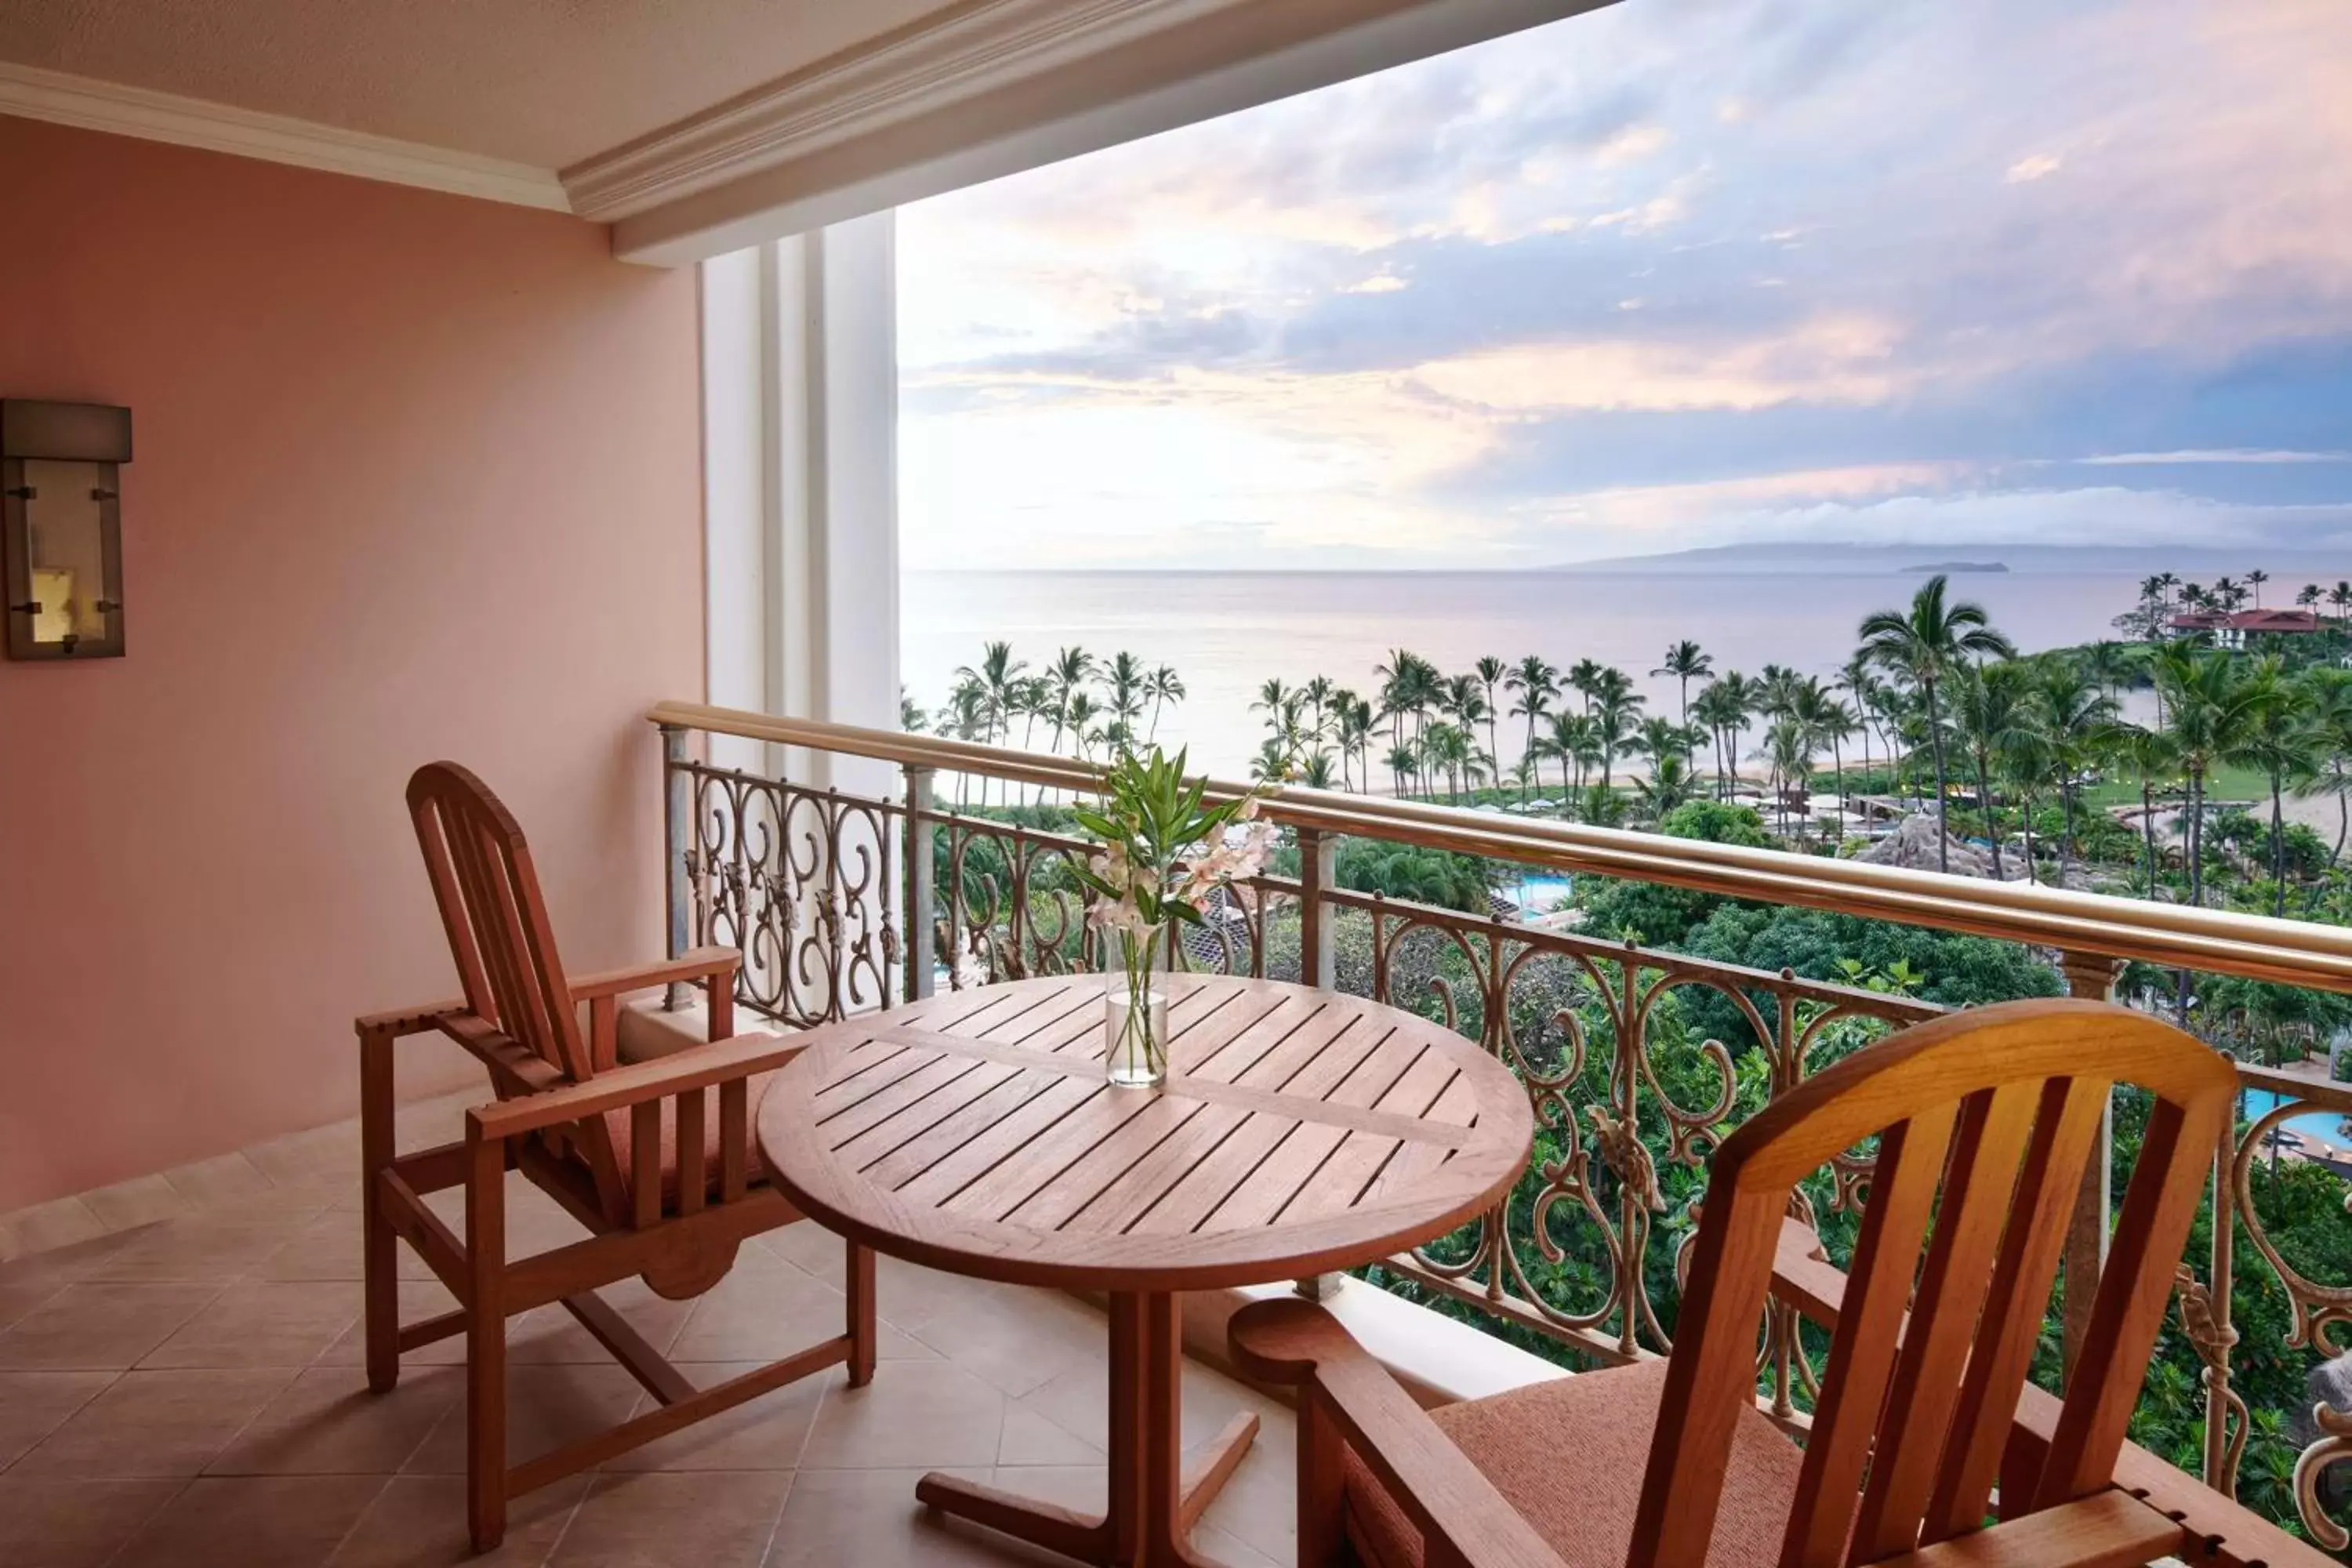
[357, 762, 876, 1552]
[1233, 999, 2332, 1568]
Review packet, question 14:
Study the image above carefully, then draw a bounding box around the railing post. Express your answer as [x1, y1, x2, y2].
[904, 764, 937, 1002]
[2057, 949, 2123, 1387]
[1298, 825, 1336, 989]
[661, 723, 691, 1011]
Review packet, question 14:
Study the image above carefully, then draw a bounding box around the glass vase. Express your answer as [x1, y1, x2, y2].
[1105, 924, 1170, 1088]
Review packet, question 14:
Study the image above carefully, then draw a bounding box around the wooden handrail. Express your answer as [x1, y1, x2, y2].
[649, 700, 2352, 995]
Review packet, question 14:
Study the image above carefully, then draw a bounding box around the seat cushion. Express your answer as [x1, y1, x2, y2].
[1342, 1359, 1806, 1568]
[595, 1069, 779, 1221]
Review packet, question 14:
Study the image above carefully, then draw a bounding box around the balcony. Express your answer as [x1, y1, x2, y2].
[0, 1084, 1302, 1567]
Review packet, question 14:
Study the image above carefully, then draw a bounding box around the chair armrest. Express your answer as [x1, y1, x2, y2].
[568, 946, 740, 1003]
[354, 998, 466, 1040]
[1230, 1299, 1570, 1568]
[2009, 1385, 2336, 1567]
[466, 1033, 802, 1141]
[1769, 1214, 1848, 1328]
[1769, 1218, 2326, 1567]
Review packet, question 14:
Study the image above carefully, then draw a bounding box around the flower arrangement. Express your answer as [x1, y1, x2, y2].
[1073, 746, 1277, 1085]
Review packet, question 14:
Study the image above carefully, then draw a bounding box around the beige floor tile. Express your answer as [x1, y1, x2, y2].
[14, 1367, 298, 1477]
[326, 1472, 591, 1568]
[1018, 1352, 1276, 1456]
[209, 1363, 461, 1475]
[161, 1152, 278, 1208]
[995, 1403, 1102, 1465]
[669, 1250, 932, 1365]
[142, 1279, 365, 1370]
[81, 1175, 189, 1233]
[245, 1123, 362, 1188]
[321, 1281, 466, 1369]
[85, 1214, 321, 1283]
[506, 1279, 696, 1364]
[111, 1473, 390, 1568]
[0, 1370, 118, 1468]
[901, 1284, 1105, 1398]
[0, 1282, 225, 1370]
[798, 1359, 1006, 1471]
[404, 1363, 642, 1476]
[0, 1197, 107, 1259]
[550, 1470, 793, 1568]
[0, 1232, 136, 1296]
[0, 1279, 66, 1335]
[760, 1466, 1053, 1568]
[0, 1476, 184, 1568]
[604, 1362, 832, 1472]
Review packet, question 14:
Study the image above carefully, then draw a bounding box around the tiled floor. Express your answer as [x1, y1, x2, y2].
[0, 1094, 1298, 1567]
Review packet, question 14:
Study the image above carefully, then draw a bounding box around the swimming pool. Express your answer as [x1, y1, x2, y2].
[1511, 873, 1574, 913]
[2240, 1087, 2352, 1145]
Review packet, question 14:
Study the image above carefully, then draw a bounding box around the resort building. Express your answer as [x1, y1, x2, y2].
[2167, 608, 2325, 648]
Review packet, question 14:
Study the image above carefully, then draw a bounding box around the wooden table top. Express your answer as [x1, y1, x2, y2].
[754, 974, 1534, 1291]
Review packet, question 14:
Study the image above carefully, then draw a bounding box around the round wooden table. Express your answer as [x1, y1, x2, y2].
[755, 972, 1534, 1568]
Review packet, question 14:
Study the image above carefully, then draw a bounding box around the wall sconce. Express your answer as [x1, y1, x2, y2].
[2, 400, 132, 660]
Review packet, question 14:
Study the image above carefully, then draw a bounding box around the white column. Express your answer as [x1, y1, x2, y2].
[699, 212, 900, 797]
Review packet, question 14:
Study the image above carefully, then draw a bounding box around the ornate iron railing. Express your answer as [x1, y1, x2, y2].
[653, 702, 2352, 1548]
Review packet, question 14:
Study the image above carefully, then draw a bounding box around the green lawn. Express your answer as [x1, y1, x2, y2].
[2078, 763, 2270, 811]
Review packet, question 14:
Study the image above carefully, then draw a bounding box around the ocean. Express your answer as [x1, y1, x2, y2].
[901, 568, 2152, 779]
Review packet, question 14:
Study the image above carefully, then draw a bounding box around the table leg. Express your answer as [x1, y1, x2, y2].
[916, 1290, 1261, 1567]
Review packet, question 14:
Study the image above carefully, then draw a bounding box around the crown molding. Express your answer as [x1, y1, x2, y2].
[0, 60, 569, 212]
[562, 0, 1239, 222]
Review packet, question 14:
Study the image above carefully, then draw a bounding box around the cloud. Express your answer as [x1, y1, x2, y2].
[2076, 449, 2351, 466]
[896, 0, 2352, 570]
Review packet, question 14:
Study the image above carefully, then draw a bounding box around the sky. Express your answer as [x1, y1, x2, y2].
[895, 0, 2352, 572]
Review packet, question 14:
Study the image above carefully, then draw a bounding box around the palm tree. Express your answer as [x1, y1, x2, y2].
[1633, 750, 1694, 822]
[2077, 641, 2138, 706]
[2296, 671, 2352, 876]
[1798, 684, 1859, 824]
[1302, 674, 1337, 746]
[1504, 656, 1559, 801]
[953, 641, 1027, 805]
[1472, 656, 1507, 784]
[1857, 575, 2016, 873]
[1143, 664, 1185, 742]
[2224, 659, 2319, 916]
[2034, 659, 2118, 884]
[1995, 715, 2059, 885]
[1652, 641, 1713, 764]
[1591, 679, 1645, 793]
[2152, 644, 2264, 909]
[1545, 711, 1594, 799]
[1566, 657, 1605, 717]
[2331, 582, 2352, 626]
[2110, 721, 2182, 893]
[900, 688, 927, 733]
[2248, 568, 2270, 608]
[1101, 652, 1147, 745]
[1044, 647, 1093, 757]
[2154, 571, 2180, 613]
[1299, 750, 1338, 789]
[2298, 583, 2323, 612]
[1062, 691, 1102, 762]
[1951, 662, 2035, 878]
[1756, 718, 1815, 840]
[1688, 681, 1743, 799]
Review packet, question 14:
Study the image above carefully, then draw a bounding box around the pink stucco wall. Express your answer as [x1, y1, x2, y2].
[0, 117, 705, 1210]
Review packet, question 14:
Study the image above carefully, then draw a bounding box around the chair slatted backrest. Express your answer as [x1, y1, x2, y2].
[408, 764, 641, 1226]
[1626, 999, 2235, 1567]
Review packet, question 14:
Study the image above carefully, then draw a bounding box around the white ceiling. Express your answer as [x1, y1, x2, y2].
[0, 0, 957, 170]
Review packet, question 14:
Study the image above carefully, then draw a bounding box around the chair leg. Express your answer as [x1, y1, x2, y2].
[1296, 1387, 1345, 1568]
[466, 1134, 509, 1553]
[847, 1240, 877, 1388]
[359, 1027, 400, 1395]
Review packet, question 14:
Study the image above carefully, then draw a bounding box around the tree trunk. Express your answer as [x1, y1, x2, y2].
[1972, 748, 2005, 878]
[2140, 781, 2158, 894]
[2272, 775, 2288, 918]
[2020, 794, 2038, 885]
[1924, 679, 1951, 873]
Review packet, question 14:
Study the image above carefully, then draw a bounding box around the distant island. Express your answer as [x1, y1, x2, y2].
[1552, 541, 2350, 575]
[1904, 561, 2007, 573]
